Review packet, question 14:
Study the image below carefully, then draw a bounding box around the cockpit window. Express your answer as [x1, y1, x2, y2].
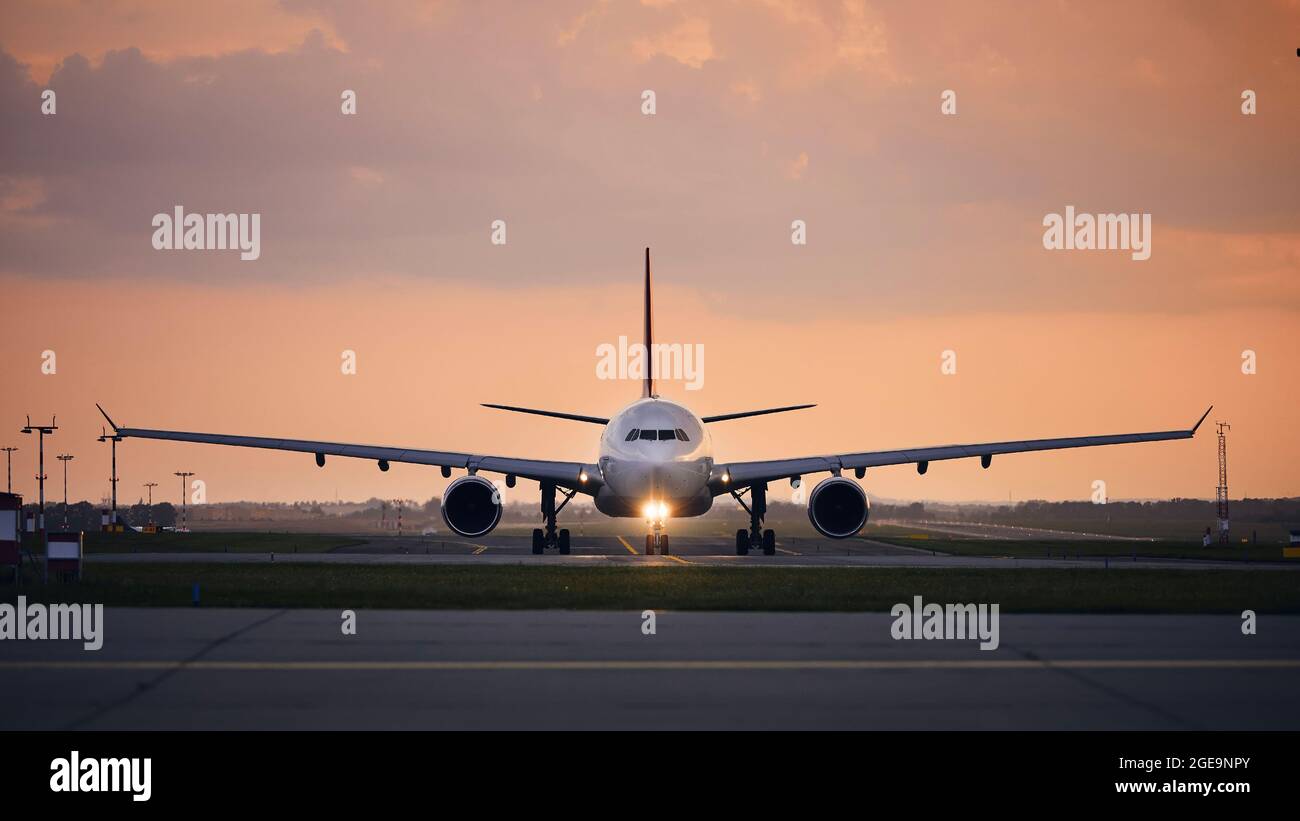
[628, 427, 689, 443]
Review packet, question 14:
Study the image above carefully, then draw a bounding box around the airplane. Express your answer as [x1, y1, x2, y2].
[96, 248, 1212, 557]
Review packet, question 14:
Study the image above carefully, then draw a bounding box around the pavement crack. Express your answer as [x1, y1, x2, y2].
[1006, 644, 1202, 730]
[62, 608, 289, 730]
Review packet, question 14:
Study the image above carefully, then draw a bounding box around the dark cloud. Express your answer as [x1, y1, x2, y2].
[0, 0, 1297, 315]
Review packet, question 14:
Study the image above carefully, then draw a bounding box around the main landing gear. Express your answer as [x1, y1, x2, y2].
[731, 483, 776, 556]
[531, 481, 575, 555]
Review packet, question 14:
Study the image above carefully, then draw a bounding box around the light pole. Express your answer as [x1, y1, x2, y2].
[143, 482, 158, 525]
[1, 446, 16, 493]
[175, 471, 194, 532]
[98, 428, 123, 528]
[20, 416, 57, 539]
[56, 453, 74, 526]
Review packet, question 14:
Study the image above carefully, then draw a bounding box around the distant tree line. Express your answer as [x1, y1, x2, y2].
[21, 501, 176, 531]
[19, 495, 1297, 532]
[938, 498, 1300, 524]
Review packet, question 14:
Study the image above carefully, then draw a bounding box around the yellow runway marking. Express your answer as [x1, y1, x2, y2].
[617, 534, 689, 563]
[1, 659, 1297, 672]
[472, 545, 488, 555]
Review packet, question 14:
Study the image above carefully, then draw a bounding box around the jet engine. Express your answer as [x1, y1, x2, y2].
[440, 475, 502, 537]
[807, 476, 869, 539]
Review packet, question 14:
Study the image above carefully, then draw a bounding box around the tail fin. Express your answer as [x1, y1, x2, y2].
[642, 247, 656, 398]
[96, 403, 121, 432]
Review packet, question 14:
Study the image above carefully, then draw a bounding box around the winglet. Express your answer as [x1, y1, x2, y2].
[95, 403, 120, 433]
[1190, 405, 1213, 434]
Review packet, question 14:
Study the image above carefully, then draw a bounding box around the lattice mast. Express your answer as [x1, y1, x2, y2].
[1215, 422, 1230, 544]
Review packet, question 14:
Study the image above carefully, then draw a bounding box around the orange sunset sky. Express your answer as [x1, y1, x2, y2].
[1, 0, 1297, 506]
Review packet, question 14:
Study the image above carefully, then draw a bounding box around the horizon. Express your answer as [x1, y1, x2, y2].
[17, 492, 1298, 510]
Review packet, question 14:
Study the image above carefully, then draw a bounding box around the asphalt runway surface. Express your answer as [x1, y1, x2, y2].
[3, 609, 1297, 730]
[88, 532, 1299, 570]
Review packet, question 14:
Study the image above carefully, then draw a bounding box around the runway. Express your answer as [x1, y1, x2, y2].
[86, 532, 1298, 570]
[2, 609, 1297, 730]
[879, 519, 1156, 542]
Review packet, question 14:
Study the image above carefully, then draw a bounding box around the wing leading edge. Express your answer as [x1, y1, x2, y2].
[712, 407, 1212, 491]
[97, 405, 597, 492]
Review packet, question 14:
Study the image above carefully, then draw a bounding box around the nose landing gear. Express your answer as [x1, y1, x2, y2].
[643, 502, 670, 555]
[645, 524, 670, 555]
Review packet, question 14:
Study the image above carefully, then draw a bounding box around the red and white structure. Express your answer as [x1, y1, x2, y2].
[0, 492, 21, 579]
[45, 530, 83, 582]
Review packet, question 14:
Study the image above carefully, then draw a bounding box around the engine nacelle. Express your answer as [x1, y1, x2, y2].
[807, 476, 869, 539]
[440, 475, 502, 537]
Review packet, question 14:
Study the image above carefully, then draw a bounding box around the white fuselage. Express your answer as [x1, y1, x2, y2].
[594, 398, 715, 518]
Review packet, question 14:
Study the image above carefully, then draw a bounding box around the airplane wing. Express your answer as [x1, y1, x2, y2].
[97, 406, 596, 491]
[711, 407, 1213, 492]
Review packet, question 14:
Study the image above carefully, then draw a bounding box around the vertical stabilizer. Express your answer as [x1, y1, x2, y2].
[642, 247, 656, 398]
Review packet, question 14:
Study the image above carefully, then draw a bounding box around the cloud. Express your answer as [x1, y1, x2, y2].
[786, 151, 809, 180]
[0, 0, 1295, 318]
[632, 15, 715, 68]
[557, 0, 610, 47]
[0, 0, 346, 83]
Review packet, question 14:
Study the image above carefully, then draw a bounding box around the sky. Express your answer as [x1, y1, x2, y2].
[1, 0, 1297, 506]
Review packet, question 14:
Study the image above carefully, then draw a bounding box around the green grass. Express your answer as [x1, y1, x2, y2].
[3, 564, 1297, 613]
[868, 534, 1289, 563]
[870, 518, 1291, 543]
[79, 531, 364, 554]
[965, 518, 1291, 543]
